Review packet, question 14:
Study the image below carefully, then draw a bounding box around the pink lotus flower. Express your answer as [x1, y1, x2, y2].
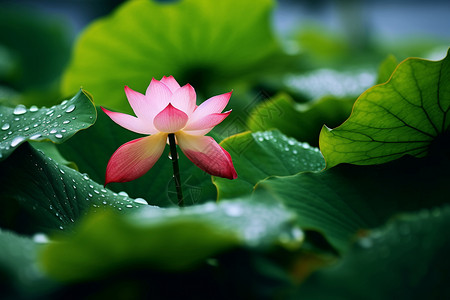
[101, 76, 237, 185]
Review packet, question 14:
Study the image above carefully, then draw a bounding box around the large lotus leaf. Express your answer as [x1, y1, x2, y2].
[40, 199, 303, 282]
[0, 143, 142, 233]
[57, 109, 217, 207]
[295, 206, 450, 299]
[61, 0, 280, 113]
[214, 130, 325, 200]
[320, 50, 450, 168]
[0, 229, 56, 298]
[0, 89, 96, 162]
[247, 93, 354, 146]
[256, 154, 450, 253]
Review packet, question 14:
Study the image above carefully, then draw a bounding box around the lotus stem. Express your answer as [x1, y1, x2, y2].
[168, 133, 184, 207]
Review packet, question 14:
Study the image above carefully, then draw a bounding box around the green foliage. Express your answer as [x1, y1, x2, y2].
[257, 155, 450, 252]
[41, 199, 301, 281]
[320, 51, 450, 168]
[247, 93, 354, 146]
[0, 229, 54, 298]
[1, 0, 449, 298]
[296, 206, 450, 299]
[214, 130, 325, 199]
[0, 90, 96, 161]
[0, 143, 141, 233]
[0, 5, 72, 106]
[61, 0, 281, 113]
[376, 54, 399, 84]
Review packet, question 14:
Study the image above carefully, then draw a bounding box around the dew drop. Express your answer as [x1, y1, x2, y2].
[126, 204, 133, 208]
[33, 233, 49, 243]
[55, 133, 63, 139]
[59, 226, 64, 230]
[13, 105, 27, 115]
[63, 120, 70, 124]
[134, 198, 148, 205]
[59, 169, 65, 174]
[10, 136, 25, 147]
[49, 129, 57, 134]
[29, 133, 42, 140]
[65, 104, 76, 113]
[29, 105, 39, 112]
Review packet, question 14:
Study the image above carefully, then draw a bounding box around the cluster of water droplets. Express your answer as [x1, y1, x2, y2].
[0, 98, 93, 159]
[252, 131, 325, 171]
[32, 149, 148, 231]
[284, 68, 375, 100]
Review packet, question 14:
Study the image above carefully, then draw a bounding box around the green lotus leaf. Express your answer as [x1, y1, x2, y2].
[247, 93, 354, 146]
[61, 0, 280, 113]
[296, 206, 450, 299]
[319, 50, 450, 167]
[0, 229, 55, 298]
[256, 154, 450, 252]
[0, 143, 142, 233]
[214, 130, 325, 200]
[0, 89, 96, 162]
[40, 199, 302, 281]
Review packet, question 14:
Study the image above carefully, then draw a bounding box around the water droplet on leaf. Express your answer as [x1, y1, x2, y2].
[13, 105, 27, 115]
[10, 136, 25, 147]
[65, 104, 76, 113]
[29, 133, 42, 140]
[134, 198, 148, 205]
